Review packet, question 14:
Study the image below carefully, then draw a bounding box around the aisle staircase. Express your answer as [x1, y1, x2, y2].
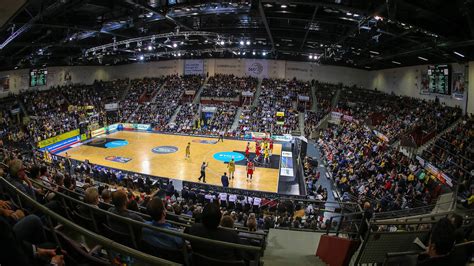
[263, 229, 326, 266]
[230, 107, 242, 131]
[298, 112, 305, 136]
[252, 79, 263, 107]
[119, 79, 132, 101]
[193, 76, 209, 104]
[311, 84, 318, 112]
[126, 82, 165, 123]
[415, 117, 463, 155]
[168, 105, 182, 125]
[331, 88, 341, 108]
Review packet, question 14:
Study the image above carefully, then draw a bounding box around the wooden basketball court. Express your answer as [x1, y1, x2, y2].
[59, 131, 282, 193]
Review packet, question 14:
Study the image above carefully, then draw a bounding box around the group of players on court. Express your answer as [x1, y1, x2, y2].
[184, 138, 274, 184]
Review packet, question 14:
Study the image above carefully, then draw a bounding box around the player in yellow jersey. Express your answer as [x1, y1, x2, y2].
[227, 158, 236, 180]
[185, 142, 191, 159]
[263, 147, 270, 165]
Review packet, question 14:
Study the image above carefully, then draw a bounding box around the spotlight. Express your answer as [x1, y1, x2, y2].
[252, 51, 256, 55]
[148, 45, 153, 51]
[173, 43, 178, 48]
[238, 51, 241, 55]
[139, 55, 144, 60]
[262, 51, 267, 56]
[220, 40, 225, 45]
[240, 40, 244, 46]
[246, 40, 251, 45]
[309, 55, 313, 59]
[281, 4, 287, 8]
[177, 52, 181, 56]
[243, 52, 246, 55]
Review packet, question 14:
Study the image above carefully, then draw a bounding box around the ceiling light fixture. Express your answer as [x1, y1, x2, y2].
[392, 60, 401, 65]
[417, 56, 428, 61]
[252, 51, 256, 55]
[281, 4, 287, 8]
[240, 40, 244, 46]
[453, 51, 465, 58]
[173, 43, 178, 48]
[262, 51, 267, 56]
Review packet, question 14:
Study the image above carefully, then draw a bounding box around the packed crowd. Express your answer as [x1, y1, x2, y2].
[165, 103, 200, 133]
[422, 115, 474, 208]
[336, 87, 462, 142]
[319, 121, 446, 212]
[201, 74, 258, 98]
[238, 78, 310, 135]
[304, 82, 339, 137]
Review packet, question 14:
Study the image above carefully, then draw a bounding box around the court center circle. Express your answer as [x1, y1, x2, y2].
[105, 140, 129, 148]
[213, 152, 245, 163]
[152, 146, 179, 154]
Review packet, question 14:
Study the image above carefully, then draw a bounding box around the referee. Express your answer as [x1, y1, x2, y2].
[198, 161, 209, 183]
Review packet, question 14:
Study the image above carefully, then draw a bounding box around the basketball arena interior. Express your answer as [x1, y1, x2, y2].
[0, 0, 474, 265]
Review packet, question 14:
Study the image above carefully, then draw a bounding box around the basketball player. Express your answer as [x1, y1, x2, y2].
[185, 142, 191, 159]
[245, 142, 250, 158]
[254, 144, 261, 163]
[263, 148, 270, 165]
[269, 139, 274, 156]
[198, 162, 209, 183]
[218, 130, 225, 142]
[246, 160, 255, 181]
[227, 158, 235, 180]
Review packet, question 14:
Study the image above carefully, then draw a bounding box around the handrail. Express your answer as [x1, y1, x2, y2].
[0, 176, 179, 266]
[36, 175, 193, 227]
[22, 177, 263, 253]
[33, 178, 269, 237]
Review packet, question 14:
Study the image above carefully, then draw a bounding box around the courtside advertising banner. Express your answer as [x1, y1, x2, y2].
[91, 127, 106, 138]
[38, 129, 80, 148]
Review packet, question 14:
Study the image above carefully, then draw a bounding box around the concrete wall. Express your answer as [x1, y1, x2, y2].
[1, 59, 472, 114]
[368, 63, 468, 111]
[0, 65, 111, 96]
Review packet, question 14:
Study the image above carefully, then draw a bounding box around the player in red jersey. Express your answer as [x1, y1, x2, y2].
[246, 160, 255, 181]
[269, 139, 274, 156]
[245, 142, 250, 158]
[255, 145, 261, 162]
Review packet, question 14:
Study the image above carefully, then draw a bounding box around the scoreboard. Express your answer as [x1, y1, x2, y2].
[427, 65, 450, 95]
[30, 68, 47, 87]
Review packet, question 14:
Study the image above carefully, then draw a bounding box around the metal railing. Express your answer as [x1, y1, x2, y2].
[0, 176, 179, 265]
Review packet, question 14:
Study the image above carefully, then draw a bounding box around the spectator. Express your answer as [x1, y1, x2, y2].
[142, 198, 184, 250]
[186, 202, 242, 260]
[417, 218, 456, 266]
[107, 190, 144, 232]
[220, 215, 235, 228]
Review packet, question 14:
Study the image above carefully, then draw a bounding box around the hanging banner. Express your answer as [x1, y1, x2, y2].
[452, 72, 465, 100]
[184, 60, 204, 75]
[245, 60, 268, 78]
[420, 73, 430, 95]
[0, 76, 9, 92]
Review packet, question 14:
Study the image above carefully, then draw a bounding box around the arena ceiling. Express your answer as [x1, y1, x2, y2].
[0, 0, 473, 71]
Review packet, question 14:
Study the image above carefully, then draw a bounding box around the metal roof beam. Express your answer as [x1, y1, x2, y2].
[258, 0, 275, 51]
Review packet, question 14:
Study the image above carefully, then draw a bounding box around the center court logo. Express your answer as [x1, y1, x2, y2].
[152, 146, 178, 154]
[213, 152, 245, 163]
[248, 62, 263, 75]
